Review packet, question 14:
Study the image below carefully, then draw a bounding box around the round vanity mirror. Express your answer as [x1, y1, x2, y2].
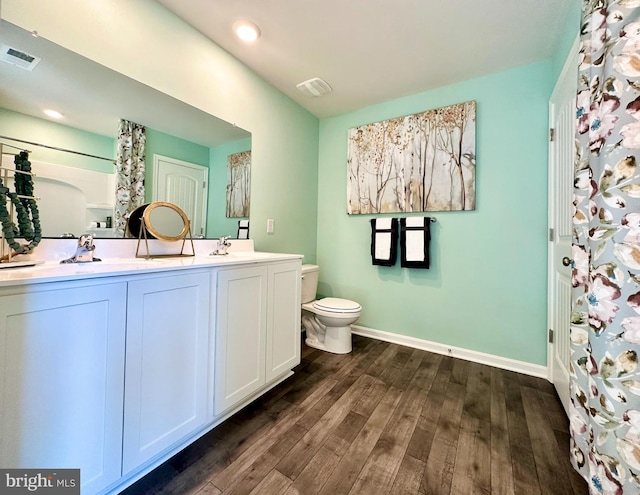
[142, 201, 191, 241]
[126, 202, 191, 241]
[130, 202, 195, 258]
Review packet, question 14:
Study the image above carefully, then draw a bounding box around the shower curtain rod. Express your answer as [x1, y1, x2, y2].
[0, 135, 116, 164]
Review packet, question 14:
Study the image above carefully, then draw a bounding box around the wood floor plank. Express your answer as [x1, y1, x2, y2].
[520, 386, 577, 495]
[318, 385, 403, 495]
[450, 362, 491, 495]
[376, 345, 412, 385]
[276, 373, 375, 480]
[284, 410, 369, 494]
[349, 360, 432, 495]
[351, 377, 389, 417]
[364, 342, 400, 379]
[208, 377, 338, 492]
[489, 367, 515, 495]
[410, 352, 444, 391]
[247, 470, 292, 495]
[406, 357, 451, 462]
[282, 445, 342, 495]
[390, 454, 426, 495]
[539, 387, 571, 433]
[195, 482, 223, 495]
[553, 428, 589, 495]
[296, 365, 368, 430]
[421, 360, 469, 495]
[451, 413, 491, 495]
[392, 348, 425, 390]
[284, 344, 370, 401]
[502, 370, 542, 495]
[323, 410, 367, 457]
[217, 423, 306, 495]
[123, 336, 587, 495]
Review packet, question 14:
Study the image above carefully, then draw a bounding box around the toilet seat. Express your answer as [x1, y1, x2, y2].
[313, 297, 361, 314]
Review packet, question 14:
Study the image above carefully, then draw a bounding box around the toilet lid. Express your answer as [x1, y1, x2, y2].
[313, 297, 361, 313]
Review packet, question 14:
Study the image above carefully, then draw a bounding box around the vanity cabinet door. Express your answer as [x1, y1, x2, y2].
[214, 265, 267, 416]
[122, 271, 210, 474]
[0, 281, 127, 495]
[266, 261, 301, 381]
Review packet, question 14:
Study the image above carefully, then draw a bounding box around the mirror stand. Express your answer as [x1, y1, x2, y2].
[130, 201, 196, 259]
[135, 220, 195, 259]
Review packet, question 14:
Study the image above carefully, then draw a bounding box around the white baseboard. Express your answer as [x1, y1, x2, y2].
[351, 325, 548, 379]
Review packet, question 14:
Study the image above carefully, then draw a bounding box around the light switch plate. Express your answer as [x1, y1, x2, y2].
[267, 218, 275, 234]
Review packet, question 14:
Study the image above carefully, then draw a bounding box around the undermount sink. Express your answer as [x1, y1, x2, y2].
[97, 258, 169, 264]
[216, 251, 279, 259]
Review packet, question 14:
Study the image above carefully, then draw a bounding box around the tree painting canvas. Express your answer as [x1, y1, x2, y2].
[347, 101, 476, 214]
[226, 150, 251, 217]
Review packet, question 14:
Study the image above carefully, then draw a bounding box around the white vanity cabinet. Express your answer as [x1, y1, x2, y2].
[214, 265, 267, 415]
[266, 261, 301, 380]
[214, 260, 301, 415]
[0, 280, 127, 495]
[0, 251, 302, 495]
[122, 270, 211, 474]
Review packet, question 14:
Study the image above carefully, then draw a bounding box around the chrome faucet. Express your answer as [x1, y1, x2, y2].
[211, 236, 232, 256]
[60, 234, 102, 263]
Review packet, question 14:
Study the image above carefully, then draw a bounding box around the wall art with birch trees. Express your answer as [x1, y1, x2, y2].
[347, 100, 476, 214]
[226, 150, 251, 218]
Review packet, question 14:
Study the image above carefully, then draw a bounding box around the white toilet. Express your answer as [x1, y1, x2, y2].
[300, 264, 361, 354]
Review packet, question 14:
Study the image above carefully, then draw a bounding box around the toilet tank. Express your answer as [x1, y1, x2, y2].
[301, 264, 319, 303]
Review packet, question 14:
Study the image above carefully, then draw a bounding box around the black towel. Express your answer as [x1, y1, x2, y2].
[370, 218, 398, 266]
[237, 219, 249, 239]
[400, 217, 431, 269]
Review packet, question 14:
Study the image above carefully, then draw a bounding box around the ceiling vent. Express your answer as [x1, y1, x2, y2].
[296, 77, 332, 97]
[0, 44, 41, 71]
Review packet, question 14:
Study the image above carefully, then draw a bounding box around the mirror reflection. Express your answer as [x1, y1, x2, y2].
[147, 204, 189, 240]
[127, 202, 191, 241]
[0, 19, 251, 239]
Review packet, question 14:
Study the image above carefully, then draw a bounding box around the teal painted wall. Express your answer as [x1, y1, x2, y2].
[209, 138, 251, 239]
[0, 108, 115, 173]
[317, 60, 555, 365]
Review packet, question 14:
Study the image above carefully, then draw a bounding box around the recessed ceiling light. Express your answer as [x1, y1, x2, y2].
[43, 109, 64, 119]
[233, 21, 261, 43]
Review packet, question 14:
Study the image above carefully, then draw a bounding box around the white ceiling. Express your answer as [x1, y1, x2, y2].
[156, 0, 578, 118]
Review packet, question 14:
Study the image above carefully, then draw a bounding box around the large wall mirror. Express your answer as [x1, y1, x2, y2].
[0, 19, 251, 240]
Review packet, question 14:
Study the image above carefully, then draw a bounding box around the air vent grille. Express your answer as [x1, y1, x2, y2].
[296, 77, 332, 97]
[0, 44, 41, 71]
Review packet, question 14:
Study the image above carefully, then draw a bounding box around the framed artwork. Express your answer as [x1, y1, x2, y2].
[226, 150, 251, 218]
[347, 100, 476, 214]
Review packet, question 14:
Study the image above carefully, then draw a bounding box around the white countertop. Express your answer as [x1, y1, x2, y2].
[0, 240, 302, 287]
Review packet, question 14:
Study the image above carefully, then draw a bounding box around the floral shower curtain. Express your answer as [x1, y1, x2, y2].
[115, 119, 146, 237]
[571, 1, 640, 493]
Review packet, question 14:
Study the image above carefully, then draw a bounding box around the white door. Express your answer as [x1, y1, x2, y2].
[548, 38, 578, 416]
[153, 154, 208, 237]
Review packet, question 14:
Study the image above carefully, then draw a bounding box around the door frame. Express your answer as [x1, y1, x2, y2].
[547, 36, 579, 414]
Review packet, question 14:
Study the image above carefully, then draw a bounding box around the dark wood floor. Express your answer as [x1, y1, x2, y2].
[122, 335, 588, 495]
